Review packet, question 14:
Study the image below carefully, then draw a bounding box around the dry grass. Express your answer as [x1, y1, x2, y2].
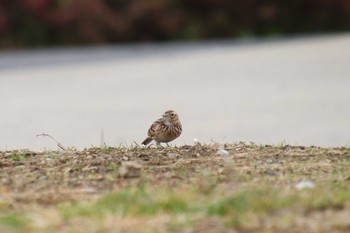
[0, 142, 349, 233]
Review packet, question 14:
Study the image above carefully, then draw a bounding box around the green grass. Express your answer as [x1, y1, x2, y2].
[1, 181, 349, 233]
[0, 213, 27, 232]
[55, 181, 349, 219]
[9, 153, 26, 161]
[59, 188, 191, 219]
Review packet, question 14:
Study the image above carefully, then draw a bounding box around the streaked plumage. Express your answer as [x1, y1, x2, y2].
[142, 110, 182, 146]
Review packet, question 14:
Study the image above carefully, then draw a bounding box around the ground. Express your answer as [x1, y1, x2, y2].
[0, 142, 349, 233]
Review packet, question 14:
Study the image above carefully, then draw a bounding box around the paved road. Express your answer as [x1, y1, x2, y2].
[1, 34, 350, 150]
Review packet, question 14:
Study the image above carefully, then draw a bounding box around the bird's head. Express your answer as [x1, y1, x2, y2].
[162, 110, 180, 124]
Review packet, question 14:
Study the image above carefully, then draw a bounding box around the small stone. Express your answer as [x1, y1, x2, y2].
[38, 175, 48, 180]
[263, 169, 279, 176]
[167, 153, 178, 159]
[266, 159, 274, 164]
[193, 138, 201, 145]
[80, 187, 97, 193]
[216, 149, 229, 156]
[295, 179, 315, 190]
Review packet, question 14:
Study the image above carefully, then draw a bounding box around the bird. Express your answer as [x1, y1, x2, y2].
[141, 110, 182, 146]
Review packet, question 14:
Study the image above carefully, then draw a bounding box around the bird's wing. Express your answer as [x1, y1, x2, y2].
[147, 118, 164, 137]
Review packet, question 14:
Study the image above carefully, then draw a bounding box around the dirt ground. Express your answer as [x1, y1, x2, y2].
[0, 142, 349, 233]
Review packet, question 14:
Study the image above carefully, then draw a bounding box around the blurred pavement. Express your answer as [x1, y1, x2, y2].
[1, 34, 350, 150]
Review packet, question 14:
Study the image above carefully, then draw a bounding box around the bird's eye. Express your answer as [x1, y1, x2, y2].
[171, 113, 175, 117]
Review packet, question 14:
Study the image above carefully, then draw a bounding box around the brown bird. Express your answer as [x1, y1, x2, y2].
[142, 110, 182, 146]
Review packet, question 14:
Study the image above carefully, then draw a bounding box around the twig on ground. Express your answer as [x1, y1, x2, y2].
[36, 133, 66, 150]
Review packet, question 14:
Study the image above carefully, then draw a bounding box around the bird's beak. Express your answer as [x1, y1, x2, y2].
[162, 114, 166, 117]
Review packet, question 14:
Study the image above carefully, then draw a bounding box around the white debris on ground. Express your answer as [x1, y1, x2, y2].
[216, 149, 229, 156]
[193, 138, 201, 145]
[295, 179, 315, 190]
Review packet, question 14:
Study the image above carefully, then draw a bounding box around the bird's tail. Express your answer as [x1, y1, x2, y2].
[141, 137, 153, 145]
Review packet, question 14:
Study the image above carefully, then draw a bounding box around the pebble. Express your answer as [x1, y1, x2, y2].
[216, 149, 229, 156]
[295, 179, 315, 190]
[193, 138, 201, 145]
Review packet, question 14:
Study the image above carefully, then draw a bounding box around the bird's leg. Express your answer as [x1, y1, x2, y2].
[156, 141, 164, 149]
